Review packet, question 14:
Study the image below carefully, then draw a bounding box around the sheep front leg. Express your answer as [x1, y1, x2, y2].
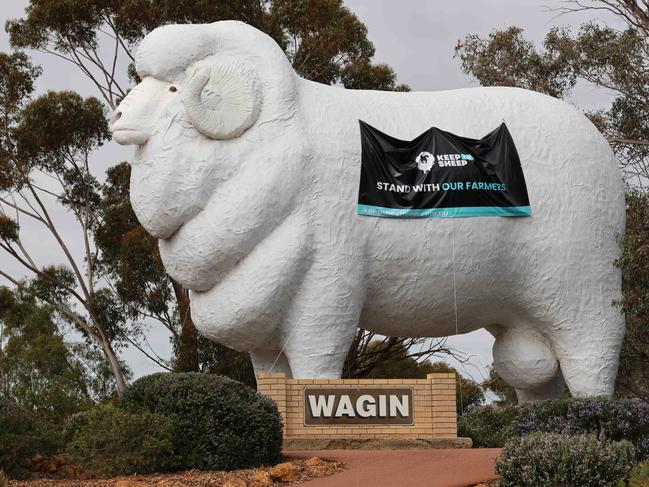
[284, 323, 357, 379]
[282, 266, 364, 379]
[250, 349, 293, 378]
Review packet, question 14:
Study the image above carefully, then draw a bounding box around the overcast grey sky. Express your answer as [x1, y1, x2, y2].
[0, 1, 618, 384]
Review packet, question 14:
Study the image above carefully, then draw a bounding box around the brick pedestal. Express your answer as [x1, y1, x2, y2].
[257, 373, 458, 440]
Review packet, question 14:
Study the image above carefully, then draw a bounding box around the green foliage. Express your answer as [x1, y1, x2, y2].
[71, 342, 132, 402]
[496, 433, 635, 487]
[0, 51, 40, 130]
[0, 287, 93, 421]
[425, 362, 485, 414]
[0, 51, 40, 191]
[121, 373, 283, 470]
[560, 24, 649, 159]
[0, 469, 7, 487]
[344, 331, 462, 382]
[197, 340, 257, 388]
[26, 266, 76, 305]
[622, 459, 649, 487]
[455, 26, 577, 98]
[481, 366, 517, 406]
[65, 403, 174, 476]
[13, 91, 109, 173]
[61, 411, 88, 445]
[3, 89, 108, 205]
[341, 60, 409, 91]
[455, 19, 649, 183]
[0, 215, 19, 242]
[458, 403, 518, 447]
[95, 162, 170, 322]
[0, 401, 64, 479]
[114, 1, 279, 47]
[7, 0, 119, 50]
[617, 190, 649, 402]
[271, 0, 404, 88]
[363, 344, 483, 414]
[365, 341, 435, 379]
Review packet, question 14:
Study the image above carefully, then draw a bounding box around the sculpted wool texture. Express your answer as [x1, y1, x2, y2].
[111, 21, 625, 402]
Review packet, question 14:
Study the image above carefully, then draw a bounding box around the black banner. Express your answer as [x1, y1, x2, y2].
[357, 121, 531, 218]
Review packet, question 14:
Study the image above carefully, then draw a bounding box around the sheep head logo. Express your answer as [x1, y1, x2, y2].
[415, 151, 434, 174]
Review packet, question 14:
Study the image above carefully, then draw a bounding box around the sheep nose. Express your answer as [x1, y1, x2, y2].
[110, 110, 122, 125]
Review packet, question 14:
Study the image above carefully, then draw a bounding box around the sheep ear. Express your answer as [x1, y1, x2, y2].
[182, 61, 262, 139]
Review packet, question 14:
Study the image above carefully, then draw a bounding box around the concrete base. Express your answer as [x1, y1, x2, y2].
[283, 436, 473, 451]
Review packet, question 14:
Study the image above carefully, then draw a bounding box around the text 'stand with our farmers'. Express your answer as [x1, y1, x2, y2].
[357, 121, 532, 218]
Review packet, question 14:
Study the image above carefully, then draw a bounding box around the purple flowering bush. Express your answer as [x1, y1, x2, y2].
[514, 398, 649, 459]
[459, 397, 649, 458]
[496, 433, 635, 487]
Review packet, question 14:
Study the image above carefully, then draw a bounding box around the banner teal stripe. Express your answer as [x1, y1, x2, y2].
[357, 204, 532, 218]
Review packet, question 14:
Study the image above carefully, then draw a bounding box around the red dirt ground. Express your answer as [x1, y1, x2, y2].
[287, 449, 502, 487]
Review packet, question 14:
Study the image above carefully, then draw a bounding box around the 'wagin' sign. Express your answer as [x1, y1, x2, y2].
[303, 387, 413, 426]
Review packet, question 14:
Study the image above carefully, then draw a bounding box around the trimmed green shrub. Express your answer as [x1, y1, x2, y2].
[459, 397, 649, 457]
[0, 400, 63, 479]
[65, 403, 174, 476]
[496, 433, 636, 487]
[621, 459, 649, 487]
[120, 372, 283, 471]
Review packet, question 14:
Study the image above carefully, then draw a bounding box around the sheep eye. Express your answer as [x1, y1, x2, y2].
[169, 86, 178, 93]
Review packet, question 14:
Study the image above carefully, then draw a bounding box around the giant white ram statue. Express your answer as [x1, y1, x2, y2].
[111, 21, 625, 401]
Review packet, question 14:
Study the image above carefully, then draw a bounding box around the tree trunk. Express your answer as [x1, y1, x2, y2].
[172, 281, 199, 372]
[98, 331, 127, 398]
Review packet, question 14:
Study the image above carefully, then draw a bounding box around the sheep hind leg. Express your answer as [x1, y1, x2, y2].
[250, 349, 293, 379]
[545, 307, 624, 398]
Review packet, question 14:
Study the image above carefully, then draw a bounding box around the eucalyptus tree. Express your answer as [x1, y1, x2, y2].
[0, 52, 132, 396]
[0, 286, 123, 418]
[455, 0, 649, 185]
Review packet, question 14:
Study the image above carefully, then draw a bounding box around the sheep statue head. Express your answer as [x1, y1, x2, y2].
[112, 58, 262, 146]
[112, 21, 269, 147]
[111, 21, 307, 301]
[111, 20, 300, 236]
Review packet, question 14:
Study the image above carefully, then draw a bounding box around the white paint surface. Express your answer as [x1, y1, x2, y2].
[112, 21, 625, 400]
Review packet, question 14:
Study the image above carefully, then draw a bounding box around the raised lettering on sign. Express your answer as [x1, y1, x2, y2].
[303, 388, 414, 426]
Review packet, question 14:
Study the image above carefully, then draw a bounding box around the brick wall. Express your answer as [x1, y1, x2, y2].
[257, 373, 457, 439]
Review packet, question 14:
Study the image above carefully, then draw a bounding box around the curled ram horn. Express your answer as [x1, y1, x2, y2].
[182, 61, 262, 139]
